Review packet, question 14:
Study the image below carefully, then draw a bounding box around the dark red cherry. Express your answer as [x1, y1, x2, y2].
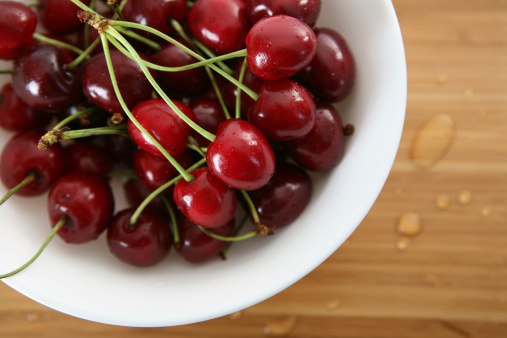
[12, 44, 82, 112]
[128, 98, 196, 157]
[296, 28, 355, 102]
[133, 148, 194, 192]
[187, 0, 250, 55]
[38, 0, 91, 36]
[47, 172, 114, 244]
[246, 15, 317, 80]
[246, 0, 321, 27]
[0, 1, 38, 60]
[173, 167, 236, 229]
[66, 142, 113, 177]
[176, 214, 235, 264]
[286, 103, 345, 171]
[81, 50, 155, 114]
[247, 162, 311, 227]
[206, 118, 275, 190]
[107, 208, 172, 267]
[0, 83, 52, 131]
[123, 178, 168, 218]
[0, 129, 67, 197]
[188, 97, 226, 147]
[104, 134, 136, 168]
[248, 79, 316, 141]
[151, 39, 210, 99]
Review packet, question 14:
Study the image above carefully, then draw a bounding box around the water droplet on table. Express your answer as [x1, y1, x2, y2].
[396, 212, 423, 237]
[396, 237, 411, 251]
[229, 311, 243, 320]
[457, 190, 472, 205]
[326, 299, 342, 310]
[436, 74, 448, 84]
[480, 206, 492, 218]
[264, 315, 297, 337]
[435, 194, 451, 210]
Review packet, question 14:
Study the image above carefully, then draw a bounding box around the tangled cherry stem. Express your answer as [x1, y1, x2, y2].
[0, 173, 37, 207]
[236, 57, 248, 119]
[32, 33, 85, 56]
[114, 26, 161, 51]
[66, 38, 101, 70]
[52, 106, 101, 130]
[161, 195, 180, 248]
[0, 217, 66, 279]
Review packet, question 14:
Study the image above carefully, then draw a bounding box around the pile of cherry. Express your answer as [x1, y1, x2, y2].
[0, 0, 355, 273]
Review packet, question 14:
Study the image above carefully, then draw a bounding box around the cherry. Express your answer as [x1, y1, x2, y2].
[246, 162, 312, 227]
[151, 39, 210, 99]
[128, 98, 196, 158]
[248, 79, 316, 141]
[0, 1, 38, 60]
[123, 178, 169, 218]
[296, 28, 356, 102]
[246, 0, 321, 27]
[286, 103, 345, 171]
[103, 134, 136, 168]
[173, 167, 236, 229]
[176, 214, 235, 264]
[0, 129, 67, 197]
[246, 15, 317, 80]
[188, 97, 226, 147]
[38, 0, 91, 36]
[66, 142, 113, 177]
[107, 208, 172, 267]
[187, 0, 250, 55]
[12, 44, 82, 112]
[47, 172, 114, 244]
[81, 49, 154, 114]
[0, 83, 52, 132]
[206, 118, 275, 190]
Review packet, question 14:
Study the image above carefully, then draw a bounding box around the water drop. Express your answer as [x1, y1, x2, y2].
[480, 206, 492, 218]
[435, 194, 451, 210]
[457, 190, 472, 205]
[436, 74, 448, 84]
[264, 315, 297, 337]
[26, 313, 39, 322]
[396, 212, 423, 237]
[229, 311, 243, 320]
[326, 299, 341, 310]
[396, 237, 411, 251]
[463, 88, 474, 97]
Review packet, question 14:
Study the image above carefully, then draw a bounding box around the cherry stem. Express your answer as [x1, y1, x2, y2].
[99, 33, 194, 182]
[0, 70, 12, 75]
[196, 225, 257, 242]
[61, 124, 129, 140]
[129, 157, 207, 226]
[52, 106, 101, 130]
[25, 1, 43, 8]
[161, 195, 180, 248]
[187, 136, 206, 158]
[0, 173, 37, 207]
[32, 33, 85, 56]
[66, 38, 101, 70]
[0, 217, 66, 279]
[221, 214, 249, 255]
[191, 38, 234, 75]
[114, 26, 161, 51]
[236, 57, 248, 119]
[239, 190, 260, 224]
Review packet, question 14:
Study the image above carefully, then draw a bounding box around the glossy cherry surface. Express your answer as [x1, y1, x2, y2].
[12, 44, 82, 112]
[248, 79, 316, 141]
[287, 103, 345, 171]
[188, 97, 225, 147]
[107, 208, 172, 267]
[173, 167, 236, 229]
[47, 172, 114, 244]
[246, 0, 321, 27]
[296, 28, 356, 102]
[246, 15, 317, 80]
[247, 162, 312, 227]
[38, 0, 91, 36]
[206, 118, 275, 190]
[0, 1, 38, 60]
[66, 142, 113, 177]
[128, 98, 196, 157]
[0, 129, 67, 196]
[187, 0, 250, 55]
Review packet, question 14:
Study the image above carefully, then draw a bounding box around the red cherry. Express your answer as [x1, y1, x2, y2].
[246, 0, 321, 27]
[173, 167, 236, 229]
[128, 98, 196, 158]
[246, 15, 317, 80]
[0, 1, 38, 60]
[0, 129, 67, 197]
[47, 172, 114, 244]
[66, 142, 113, 177]
[187, 0, 250, 55]
[123, 178, 169, 218]
[188, 97, 226, 147]
[286, 103, 345, 171]
[107, 208, 172, 267]
[206, 118, 275, 190]
[38, 0, 91, 36]
[248, 79, 316, 141]
[296, 28, 356, 102]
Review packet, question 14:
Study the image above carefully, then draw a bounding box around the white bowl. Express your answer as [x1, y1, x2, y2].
[0, 0, 406, 327]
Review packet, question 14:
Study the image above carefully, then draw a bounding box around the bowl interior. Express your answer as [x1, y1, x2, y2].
[0, 0, 406, 327]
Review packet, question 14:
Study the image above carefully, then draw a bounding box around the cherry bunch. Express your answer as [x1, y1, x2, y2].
[0, 0, 355, 275]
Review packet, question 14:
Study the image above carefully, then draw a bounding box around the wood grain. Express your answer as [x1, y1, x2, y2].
[1, 0, 507, 336]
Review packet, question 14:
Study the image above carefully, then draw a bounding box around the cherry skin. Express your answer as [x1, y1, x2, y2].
[12, 44, 82, 112]
[296, 28, 356, 102]
[0, 1, 38, 60]
[246, 15, 317, 80]
[38, 0, 91, 36]
[173, 167, 236, 229]
[66, 142, 113, 177]
[286, 103, 345, 171]
[246, 0, 321, 27]
[247, 162, 312, 227]
[188, 97, 226, 147]
[81, 50, 155, 114]
[107, 208, 172, 267]
[47, 172, 114, 244]
[206, 118, 275, 190]
[128, 98, 196, 158]
[248, 79, 316, 141]
[187, 0, 250, 55]
[0, 83, 52, 132]
[0, 129, 67, 197]
[176, 214, 235, 264]
[123, 178, 169, 219]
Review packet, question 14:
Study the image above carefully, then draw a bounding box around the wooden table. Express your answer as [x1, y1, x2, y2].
[1, 0, 506, 336]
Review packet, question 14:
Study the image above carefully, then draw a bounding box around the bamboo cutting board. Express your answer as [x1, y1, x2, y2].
[1, 0, 507, 336]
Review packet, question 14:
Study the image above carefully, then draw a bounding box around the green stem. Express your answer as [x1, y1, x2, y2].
[187, 136, 206, 158]
[0, 174, 37, 207]
[70, 0, 94, 12]
[240, 190, 260, 224]
[0, 70, 12, 75]
[66, 38, 101, 70]
[52, 106, 100, 130]
[25, 1, 43, 8]
[32, 33, 85, 56]
[197, 226, 257, 242]
[161, 195, 179, 247]
[0, 217, 66, 279]
[61, 125, 129, 140]
[236, 57, 248, 119]
[115, 26, 161, 51]
[191, 38, 234, 75]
